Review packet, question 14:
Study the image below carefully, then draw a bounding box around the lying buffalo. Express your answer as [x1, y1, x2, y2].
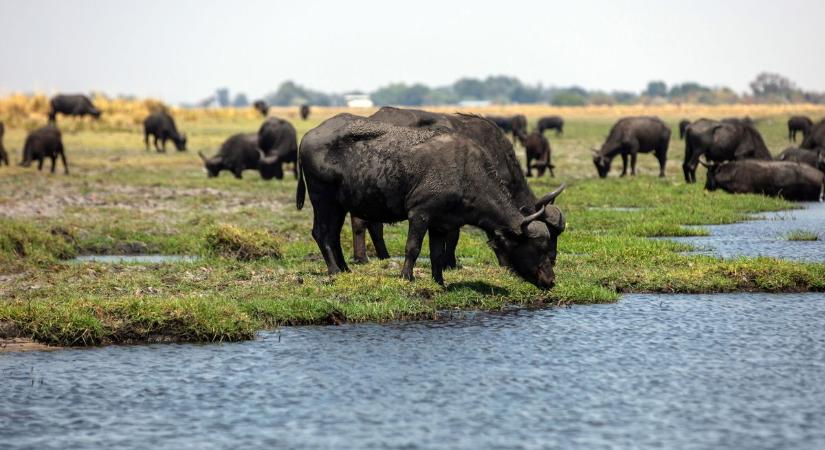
[537, 116, 564, 136]
[702, 159, 824, 201]
[48, 94, 101, 123]
[487, 115, 528, 141]
[297, 113, 566, 287]
[0, 121, 8, 166]
[592, 116, 670, 178]
[300, 104, 311, 120]
[523, 131, 554, 177]
[801, 119, 825, 150]
[678, 119, 691, 140]
[143, 111, 187, 152]
[253, 100, 269, 117]
[683, 119, 772, 183]
[777, 147, 825, 173]
[199, 133, 280, 179]
[257, 118, 298, 180]
[20, 125, 68, 174]
[788, 116, 813, 143]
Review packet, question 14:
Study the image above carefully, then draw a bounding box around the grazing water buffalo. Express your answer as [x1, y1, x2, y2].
[702, 159, 824, 201]
[297, 113, 566, 287]
[20, 125, 68, 174]
[253, 100, 269, 117]
[592, 116, 670, 178]
[683, 119, 772, 183]
[257, 118, 298, 180]
[199, 133, 274, 179]
[487, 115, 528, 142]
[0, 121, 8, 166]
[523, 131, 554, 177]
[777, 147, 825, 173]
[300, 104, 311, 120]
[537, 116, 564, 136]
[788, 116, 813, 143]
[143, 111, 187, 152]
[678, 119, 691, 140]
[48, 94, 101, 123]
[801, 119, 825, 150]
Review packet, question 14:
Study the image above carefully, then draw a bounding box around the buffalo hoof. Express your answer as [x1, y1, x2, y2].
[400, 270, 414, 282]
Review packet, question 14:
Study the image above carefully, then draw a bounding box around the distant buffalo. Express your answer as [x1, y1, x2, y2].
[537, 116, 564, 136]
[199, 133, 280, 180]
[678, 119, 691, 140]
[801, 119, 825, 150]
[788, 116, 813, 143]
[48, 94, 101, 123]
[702, 159, 824, 201]
[253, 100, 269, 117]
[683, 119, 772, 183]
[300, 104, 311, 120]
[487, 115, 528, 142]
[143, 111, 187, 152]
[523, 131, 554, 177]
[257, 118, 298, 180]
[0, 121, 8, 167]
[777, 147, 825, 173]
[20, 125, 68, 174]
[592, 116, 670, 178]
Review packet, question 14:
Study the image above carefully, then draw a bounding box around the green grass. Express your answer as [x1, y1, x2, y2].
[1, 113, 823, 346]
[786, 230, 819, 241]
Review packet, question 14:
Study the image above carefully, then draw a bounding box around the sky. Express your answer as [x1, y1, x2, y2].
[1, 0, 824, 104]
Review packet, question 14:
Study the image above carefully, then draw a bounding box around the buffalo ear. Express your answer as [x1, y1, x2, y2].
[543, 205, 565, 233]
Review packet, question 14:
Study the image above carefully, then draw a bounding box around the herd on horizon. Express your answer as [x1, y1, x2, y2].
[2, 94, 824, 289]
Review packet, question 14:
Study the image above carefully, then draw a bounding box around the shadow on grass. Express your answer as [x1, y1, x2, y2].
[447, 281, 510, 296]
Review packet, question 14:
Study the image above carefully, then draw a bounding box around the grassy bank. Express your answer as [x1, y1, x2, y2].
[2, 107, 824, 346]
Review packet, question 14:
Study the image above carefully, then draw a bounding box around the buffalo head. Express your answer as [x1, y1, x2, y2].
[492, 185, 566, 289]
[198, 151, 222, 178]
[592, 150, 610, 178]
[699, 159, 719, 191]
[174, 134, 188, 152]
[257, 150, 284, 180]
[90, 108, 102, 119]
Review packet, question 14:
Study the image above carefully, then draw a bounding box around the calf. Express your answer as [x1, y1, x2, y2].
[300, 104, 311, 120]
[198, 133, 268, 179]
[522, 131, 555, 177]
[537, 116, 564, 136]
[788, 116, 813, 143]
[703, 159, 824, 201]
[253, 100, 269, 117]
[143, 111, 187, 152]
[0, 121, 8, 166]
[48, 94, 101, 123]
[20, 125, 68, 174]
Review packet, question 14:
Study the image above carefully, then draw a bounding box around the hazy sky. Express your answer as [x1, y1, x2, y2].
[1, 0, 824, 103]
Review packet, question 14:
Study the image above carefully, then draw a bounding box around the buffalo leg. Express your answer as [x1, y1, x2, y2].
[310, 201, 349, 275]
[367, 221, 390, 259]
[630, 152, 638, 176]
[656, 152, 667, 178]
[619, 153, 628, 177]
[526, 155, 533, 177]
[50, 155, 57, 174]
[444, 229, 459, 269]
[60, 151, 69, 175]
[401, 215, 428, 281]
[161, 138, 168, 153]
[429, 229, 447, 286]
[233, 168, 243, 179]
[37, 157, 44, 171]
[144, 132, 150, 151]
[153, 136, 161, 152]
[351, 216, 369, 264]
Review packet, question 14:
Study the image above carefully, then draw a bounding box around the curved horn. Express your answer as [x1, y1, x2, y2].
[520, 209, 546, 232]
[535, 183, 566, 208]
[197, 151, 208, 162]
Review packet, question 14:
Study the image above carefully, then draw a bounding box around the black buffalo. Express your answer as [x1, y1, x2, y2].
[801, 119, 825, 150]
[0, 121, 8, 167]
[20, 125, 68, 174]
[253, 100, 269, 117]
[683, 119, 773, 183]
[487, 114, 528, 142]
[48, 94, 101, 123]
[300, 104, 311, 120]
[143, 111, 187, 152]
[257, 118, 298, 180]
[297, 113, 566, 288]
[722, 116, 754, 126]
[523, 131, 554, 177]
[777, 147, 825, 173]
[788, 116, 813, 143]
[678, 119, 691, 140]
[199, 133, 280, 180]
[592, 116, 670, 178]
[702, 159, 824, 201]
[537, 116, 564, 136]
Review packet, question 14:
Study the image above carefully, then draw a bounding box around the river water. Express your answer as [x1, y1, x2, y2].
[3, 204, 825, 449]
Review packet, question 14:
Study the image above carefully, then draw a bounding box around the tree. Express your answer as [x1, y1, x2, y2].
[371, 83, 431, 106]
[215, 88, 230, 107]
[453, 78, 485, 100]
[550, 89, 587, 106]
[644, 81, 668, 98]
[750, 72, 797, 100]
[232, 93, 249, 107]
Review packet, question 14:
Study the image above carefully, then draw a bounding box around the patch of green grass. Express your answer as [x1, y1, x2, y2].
[786, 230, 819, 241]
[203, 224, 284, 260]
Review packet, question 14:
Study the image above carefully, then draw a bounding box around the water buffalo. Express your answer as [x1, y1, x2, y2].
[0, 121, 8, 166]
[253, 100, 269, 117]
[777, 147, 825, 173]
[678, 119, 691, 140]
[801, 119, 825, 150]
[788, 116, 813, 143]
[722, 117, 754, 126]
[297, 113, 566, 287]
[300, 104, 311, 120]
[702, 159, 824, 201]
[592, 116, 670, 178]
[537, 116, 564, 136]
[143, 111, 187, 152]
[486, 115, 528, 142]
[523, 131, 554, 177]
[48, 94, 101, 123]
[20, 125, 68, 174]
[257, 118, 298, 180]
[683, 119, 772, 183]
[199, 133, 277, 179]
